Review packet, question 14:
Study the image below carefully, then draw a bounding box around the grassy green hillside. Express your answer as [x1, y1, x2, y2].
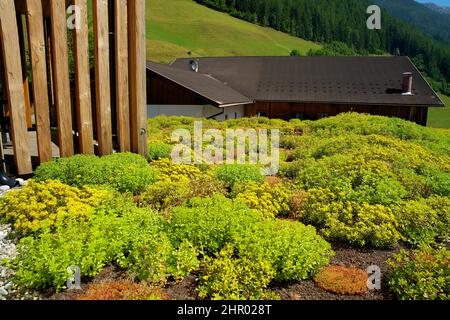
[428, 94, 450, 129]
[146, 0, 321, 63]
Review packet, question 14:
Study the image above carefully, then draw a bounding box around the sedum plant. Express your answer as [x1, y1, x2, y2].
[198, 245, 277, 300]
[300, 188, 401, 248]
[34, 153, 158, 195]
[387, 246, 450, 300]
[148, 142, 173, 161]
[214, 164, 264, 189]
[10, 207, 199, 291]
[0, 180, 114, 236]
[170, 195, 333, 298]
[392, 196, 450, 247]
[234, 181, 291, 218]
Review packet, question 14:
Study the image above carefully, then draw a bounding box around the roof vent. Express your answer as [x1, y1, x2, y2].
[190, 60, 199, 73]
[402, 72, 413, 96]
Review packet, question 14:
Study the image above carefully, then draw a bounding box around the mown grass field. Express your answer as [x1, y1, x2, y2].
[145, 0, 321, 63]
[428, 94, 450, 129]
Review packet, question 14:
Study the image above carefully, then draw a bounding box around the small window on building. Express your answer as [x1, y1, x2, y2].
[224, 114, 229, 120]
[234, 112, 238, 119]
[258, 112, 267, 117]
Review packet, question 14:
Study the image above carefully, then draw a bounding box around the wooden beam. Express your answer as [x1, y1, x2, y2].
[0, 31, 4, 97]
[0, 0, 32, 174]
[93, 0, 112, 155]
[49, 0, 74, 157]
[115, 0, 130, 152]
[16, 14, 33, 129]
[0, 33, 6, 174]
[24, 0, 53, 163]
[44, 18, 56, 127]
[73, 0, 94, 154]
[128, 0, 147, 157]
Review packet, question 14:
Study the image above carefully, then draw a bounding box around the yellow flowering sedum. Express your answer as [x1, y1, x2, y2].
[0, 180, 113, 236]
[300, 188, 402, 248]
[235, 182, 291, 219]
[141, 160, 226, 212]
[150, 158, 203, 181]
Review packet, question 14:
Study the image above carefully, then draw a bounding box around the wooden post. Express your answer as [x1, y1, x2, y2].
[0, 37, 6, 173]
[128, 0, 147, 157]
[0, 34, 4, 94]
[24, 0, 53, 163]
[115, 0, 130, 152]
[0, 0, 33, 174]
[16, 14, 33, 129]
[0, 31, 5, 98]
[73, 0, 94, 154]
[93, 0, 113, 155]
[49, 0, 74, 157]
[44, 18, 56, 127]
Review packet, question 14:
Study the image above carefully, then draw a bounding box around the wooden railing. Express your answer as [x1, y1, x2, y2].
[0, 0, 147, 175]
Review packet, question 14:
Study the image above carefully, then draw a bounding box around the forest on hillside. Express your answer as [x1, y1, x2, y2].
[194, 0, 450, 96]
[373, 0, 450, 44]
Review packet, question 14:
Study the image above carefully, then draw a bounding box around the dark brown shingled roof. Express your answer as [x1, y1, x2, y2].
[146, 61, 252, 107]
[171, 56, 444, 107]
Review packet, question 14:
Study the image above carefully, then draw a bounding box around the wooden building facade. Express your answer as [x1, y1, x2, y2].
[245, 102, 429, 126]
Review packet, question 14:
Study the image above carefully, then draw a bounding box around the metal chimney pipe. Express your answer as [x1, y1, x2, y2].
[190, 60, 199, 73]
[402, 72, 413, 95]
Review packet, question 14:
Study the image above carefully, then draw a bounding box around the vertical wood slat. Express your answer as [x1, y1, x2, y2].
[73, 0, 94, 154]
[115, 0, 130, 152]
[44, 18, 56, 127]
[24, 0, 53, 163]
[0, 35, 4, 96]
[0, 35, 7, 174]
[49, 0, 74, 157]
[93, 0, 113, 155]
[0, 0, 32, 174]
[16, 15, 33, 129]
[128, 0, 147, 157]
